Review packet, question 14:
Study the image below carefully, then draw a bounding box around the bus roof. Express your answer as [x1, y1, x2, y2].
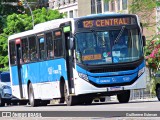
[8, 18, 73, 41]
[74, 13, 137, 21]
[8, 29, 34, 41]
[8, 13, 137, 41]
[33, 18, 73, 31]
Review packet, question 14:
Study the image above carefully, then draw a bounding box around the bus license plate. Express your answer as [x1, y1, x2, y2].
[109, 86, 121, 91]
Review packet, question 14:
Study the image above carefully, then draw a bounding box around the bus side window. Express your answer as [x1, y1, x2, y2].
[22, 38, 29, 63]
[46, 32, 54, 59]
[38, 36, 46, 60]
[9, 41, 16, 65]
[54, 30, 63, 57]
[29, 36, 37, 62]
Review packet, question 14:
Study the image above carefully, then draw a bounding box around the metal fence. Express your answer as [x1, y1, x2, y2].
[130, 67, 156, 100]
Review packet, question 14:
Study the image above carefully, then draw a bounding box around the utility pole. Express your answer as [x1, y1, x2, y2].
[19, 0, 34, 28]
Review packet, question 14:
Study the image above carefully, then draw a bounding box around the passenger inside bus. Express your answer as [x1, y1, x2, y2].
[30, 48, 38, 61]
[48, 50, 54, 58]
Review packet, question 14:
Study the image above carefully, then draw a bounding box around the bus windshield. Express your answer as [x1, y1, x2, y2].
[75, 28, 143, 65]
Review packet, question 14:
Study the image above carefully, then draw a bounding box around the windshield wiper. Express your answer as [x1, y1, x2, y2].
[90, 29, 103, 42]
[114, 26, 125, 44]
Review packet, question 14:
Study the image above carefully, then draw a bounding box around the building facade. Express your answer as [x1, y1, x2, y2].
[49, 0, 129, 18]
[49, 0, 159, 38]
[49, 0, 78, 18]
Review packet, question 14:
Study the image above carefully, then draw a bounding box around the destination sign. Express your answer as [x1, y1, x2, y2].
[82, 54, 102, 61]
[77, 17, 136, 28]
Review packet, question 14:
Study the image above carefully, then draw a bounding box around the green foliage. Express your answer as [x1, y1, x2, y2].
[0, 33, 8, 69]
[150, 77, 156, 95]
[145, 31, 160, 95]
[0, 7, 64, 71]
[129, 0, 157, 28]
[129, 0, 156, 13]
[0, 0, 24, 16]
[103, 0, 112, 2]
[156, 1, 160, 6]
[0, 16, 6, 33]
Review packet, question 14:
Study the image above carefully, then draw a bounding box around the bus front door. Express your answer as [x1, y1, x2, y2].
[62, 23, 75, 94]
[15, 42, 23, 99]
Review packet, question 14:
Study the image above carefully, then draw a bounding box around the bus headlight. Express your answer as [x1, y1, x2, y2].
[138, 67, 145, 77]
[78, 72, 88, 81]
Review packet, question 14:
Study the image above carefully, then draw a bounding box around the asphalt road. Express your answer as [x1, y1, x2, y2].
[0, 98, 160, 120]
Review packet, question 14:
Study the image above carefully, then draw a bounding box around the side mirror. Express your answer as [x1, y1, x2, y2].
[142, 36, 146, 46]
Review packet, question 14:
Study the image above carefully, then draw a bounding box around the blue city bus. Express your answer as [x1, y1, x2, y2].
[8, 13, 146, 106]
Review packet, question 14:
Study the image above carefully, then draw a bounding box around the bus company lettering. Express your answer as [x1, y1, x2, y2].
[83, 18, 130, 28]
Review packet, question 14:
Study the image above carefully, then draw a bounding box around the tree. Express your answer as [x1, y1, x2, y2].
[0, 0, 26, 35]
[0, 7, 65, 71]
[0, 0, 49, 34]
[128, 0, 160, 94]
[0, 0, 24, 15]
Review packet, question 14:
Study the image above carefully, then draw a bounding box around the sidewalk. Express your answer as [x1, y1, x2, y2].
[110, 95, 158, 102]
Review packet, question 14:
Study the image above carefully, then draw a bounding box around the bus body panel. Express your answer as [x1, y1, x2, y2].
[11, 59, 68, 100]
[74, 68, 146, 95]
[73, 61, 146, 95]
[76, 61, 145, 86]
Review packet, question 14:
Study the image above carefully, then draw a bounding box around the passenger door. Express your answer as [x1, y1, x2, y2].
[15, 39, 23, 98]
[61, 22, 75, 94]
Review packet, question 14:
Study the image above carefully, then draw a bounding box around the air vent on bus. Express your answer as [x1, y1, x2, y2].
[89, 66, 136, 73]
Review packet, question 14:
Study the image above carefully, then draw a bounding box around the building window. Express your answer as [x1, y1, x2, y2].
[64, 12, 68, 18]
[74, 9, 78, 17]
[91, 0, 96, 14]
[97, 0, 102, 13]
[69, 10, 73, 18]
[65, 0, 70, 4]
[104, 1, 109, 12]
[122, 0, 127, 10]
[111, 1, 115, 11]
[117, 0, 121, 10]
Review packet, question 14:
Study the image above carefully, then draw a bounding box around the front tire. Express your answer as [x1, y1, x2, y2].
[117, 90, 130, 103]
[29, 83, 39, 107]
[64, 84, 78, 106]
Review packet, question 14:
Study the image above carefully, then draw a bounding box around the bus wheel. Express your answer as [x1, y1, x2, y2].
[0, 95, 5, 106]
[117, 90, 130, 103]
[29, 83, 39, 107]
[64, 84, 77, 106]
[59, 80, 65, 103]
[156, 85, 160, 101]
